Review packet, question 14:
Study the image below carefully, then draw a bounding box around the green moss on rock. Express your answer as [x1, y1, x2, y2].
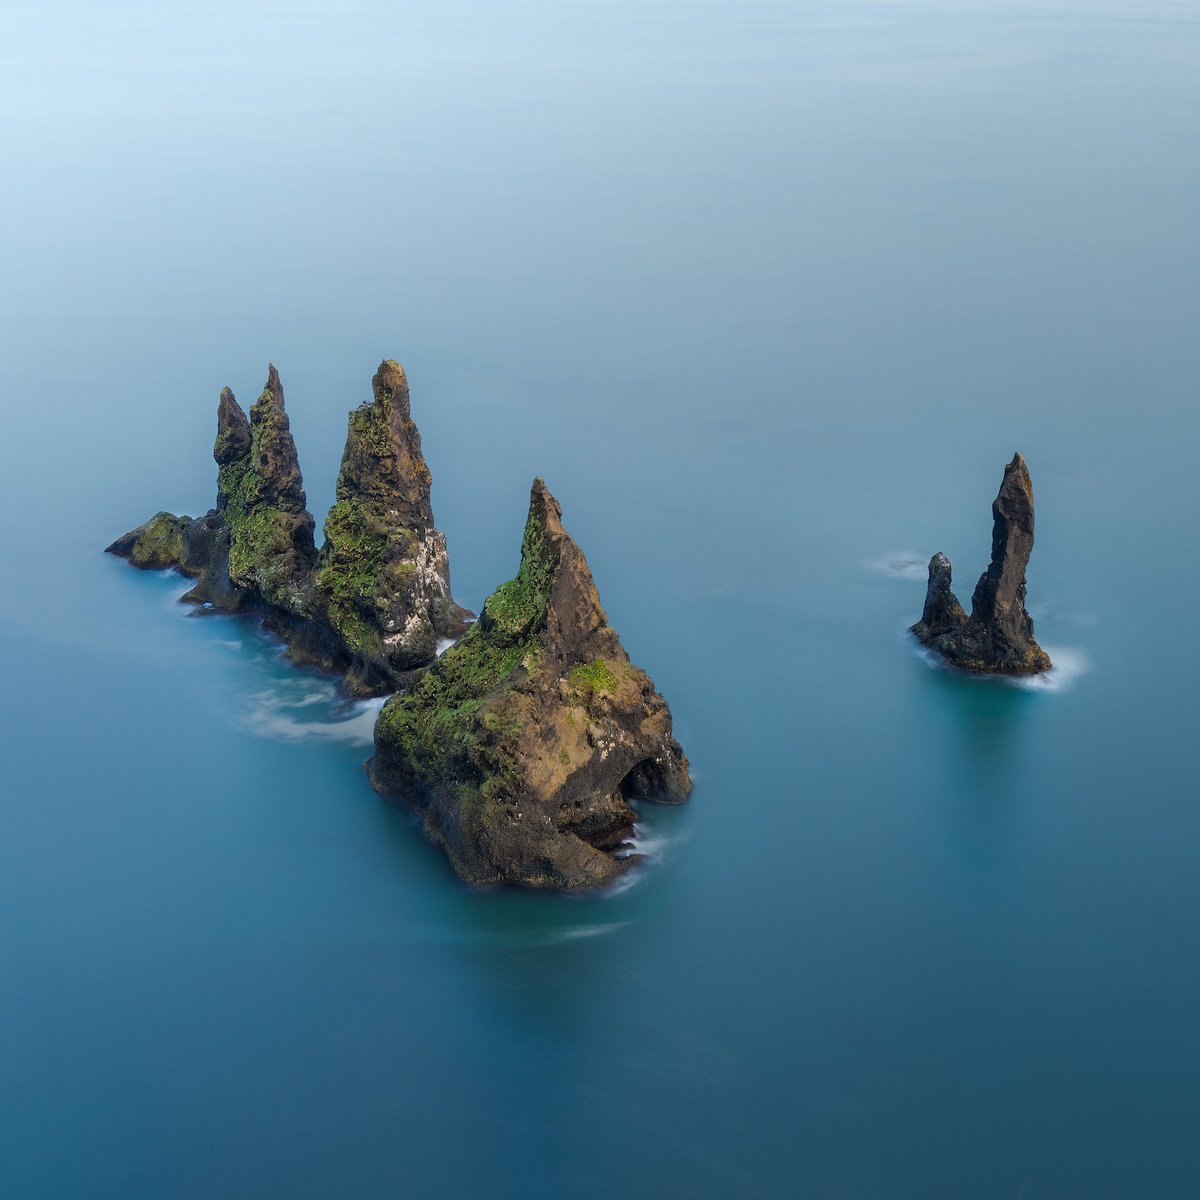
[372, 487, 560, 790]
[108, 359, 466, 699]
[477, 498, 556, 639]
[127, 511, 188, 569]
[312, 360, 467, 676]
[568, 658, 618, 695]
[370, 478, 692, 891]
[213, 370, 314, 614]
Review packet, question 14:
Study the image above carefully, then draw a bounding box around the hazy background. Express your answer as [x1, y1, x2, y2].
[1, 2, 1198, 1196]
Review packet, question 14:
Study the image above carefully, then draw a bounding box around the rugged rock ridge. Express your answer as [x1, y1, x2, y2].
[369, 478, 691, 890]
[913, 453, 1051, 675]
[106, 361, 467, 694]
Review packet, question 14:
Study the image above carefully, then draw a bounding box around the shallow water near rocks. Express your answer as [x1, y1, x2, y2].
[2, 2, 1199, 1196]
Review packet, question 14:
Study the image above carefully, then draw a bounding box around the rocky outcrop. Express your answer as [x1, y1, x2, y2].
[185, 368, 318, 616]
[912, 453, 1051, 675]
[369, 478, 691, 890]
[106, 360, 467, 694]
[304, 360, 471, 694]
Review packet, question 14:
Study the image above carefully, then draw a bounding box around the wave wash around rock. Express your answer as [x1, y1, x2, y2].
[369, 478, 692, 890]
[912, 452, 1051, 675]
[106, 361, 471, 696]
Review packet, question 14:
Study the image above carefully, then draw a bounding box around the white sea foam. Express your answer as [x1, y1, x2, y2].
[435, 637, 457, 656]
[244, 686, 385, 745]
[545, 921, 631, 942]
[615, 826, 679, 863]
[868, 551, 928, 581]
[908, 638, 946, 671]
[466, 920, 633, 948]
[605, 823, 689, 897]
[906, 627, 1090, 693]
[161, 580, 195, 608]
[1009, 645, 1091, 692]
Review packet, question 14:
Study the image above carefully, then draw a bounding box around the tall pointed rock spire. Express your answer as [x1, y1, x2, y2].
[370, 478, 691, 890]
[912, 452, 1051, 674]
[312, 359, 470, 693]
[219, 365, 317, 613]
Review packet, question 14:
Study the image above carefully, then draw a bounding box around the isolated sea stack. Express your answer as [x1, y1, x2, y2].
[106, 360, 468, 694]
[370, 478, 691, 890]
[912, 452, 1051, 675]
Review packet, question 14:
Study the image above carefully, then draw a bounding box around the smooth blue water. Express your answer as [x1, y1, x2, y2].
[2, 2, 1198, 1196]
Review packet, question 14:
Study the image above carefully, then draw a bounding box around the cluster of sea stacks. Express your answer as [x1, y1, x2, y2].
[108, 361, 691, 890]
[912, 452, 1051, 676]
[109, 363, 1051, 888]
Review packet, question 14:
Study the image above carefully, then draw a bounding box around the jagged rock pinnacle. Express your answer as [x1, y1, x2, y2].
[247, 365, 311, 518]
[214, 387, 250, 468]
[911, 453, 1051, 675]
[369, 478, 691, 890]
[308, 359, 471, 693]
[107, 358, 469, 696]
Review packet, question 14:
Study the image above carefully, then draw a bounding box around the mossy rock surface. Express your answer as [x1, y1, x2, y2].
[312, 359, 468, 675]
[218, 368, 315, 614]
[127, 511, 189, 569]
[371, 478, 691, 891]
[107, 359, 468, 698]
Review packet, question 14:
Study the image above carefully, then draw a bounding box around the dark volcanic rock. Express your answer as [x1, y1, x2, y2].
[304, 360, 472, 694]
[214, 386, 251, 468]
[912, 453, 1051, 675]
[913, 552, 968, 642]
[106, 360, 466, 694]
[369, 478, 691, 890]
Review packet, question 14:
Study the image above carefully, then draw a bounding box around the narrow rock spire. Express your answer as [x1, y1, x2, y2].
[970, 452, 1037, 631]
[311, 359, 470, 693]
[912, 453, 1051, 674]
[247, 364, 311, 518]
[214, 387, 251, 468]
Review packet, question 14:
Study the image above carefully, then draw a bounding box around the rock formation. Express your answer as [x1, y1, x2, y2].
[912, 452, 1051, 674]
[369, 478, 691, 890]
[305, 360, 471, 693]
[187, 367, 317, 617]
[106, 360, 468, 694]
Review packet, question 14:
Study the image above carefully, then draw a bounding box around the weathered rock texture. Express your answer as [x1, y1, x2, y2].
[306, 360, 471, 693]
[912, 453, 1052, 675]
[369, 478, 691, 890]
[189, 368, 317, 616]
[106, 361, 468, 695]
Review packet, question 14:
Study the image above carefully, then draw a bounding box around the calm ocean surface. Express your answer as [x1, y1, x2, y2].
[2, 2, 1198, 1196]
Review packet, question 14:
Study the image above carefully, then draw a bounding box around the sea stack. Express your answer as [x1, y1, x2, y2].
[369, 478, 691, 890]
[306, 360, 472, 694]
[912, 452, 1051, 675]
[106, 366, 317, 616]
[106, 360, 468, 695]
[191, 367, 318, 616]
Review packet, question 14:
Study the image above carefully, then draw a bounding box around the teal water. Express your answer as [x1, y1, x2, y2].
[2, 2, 1198, 1196]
